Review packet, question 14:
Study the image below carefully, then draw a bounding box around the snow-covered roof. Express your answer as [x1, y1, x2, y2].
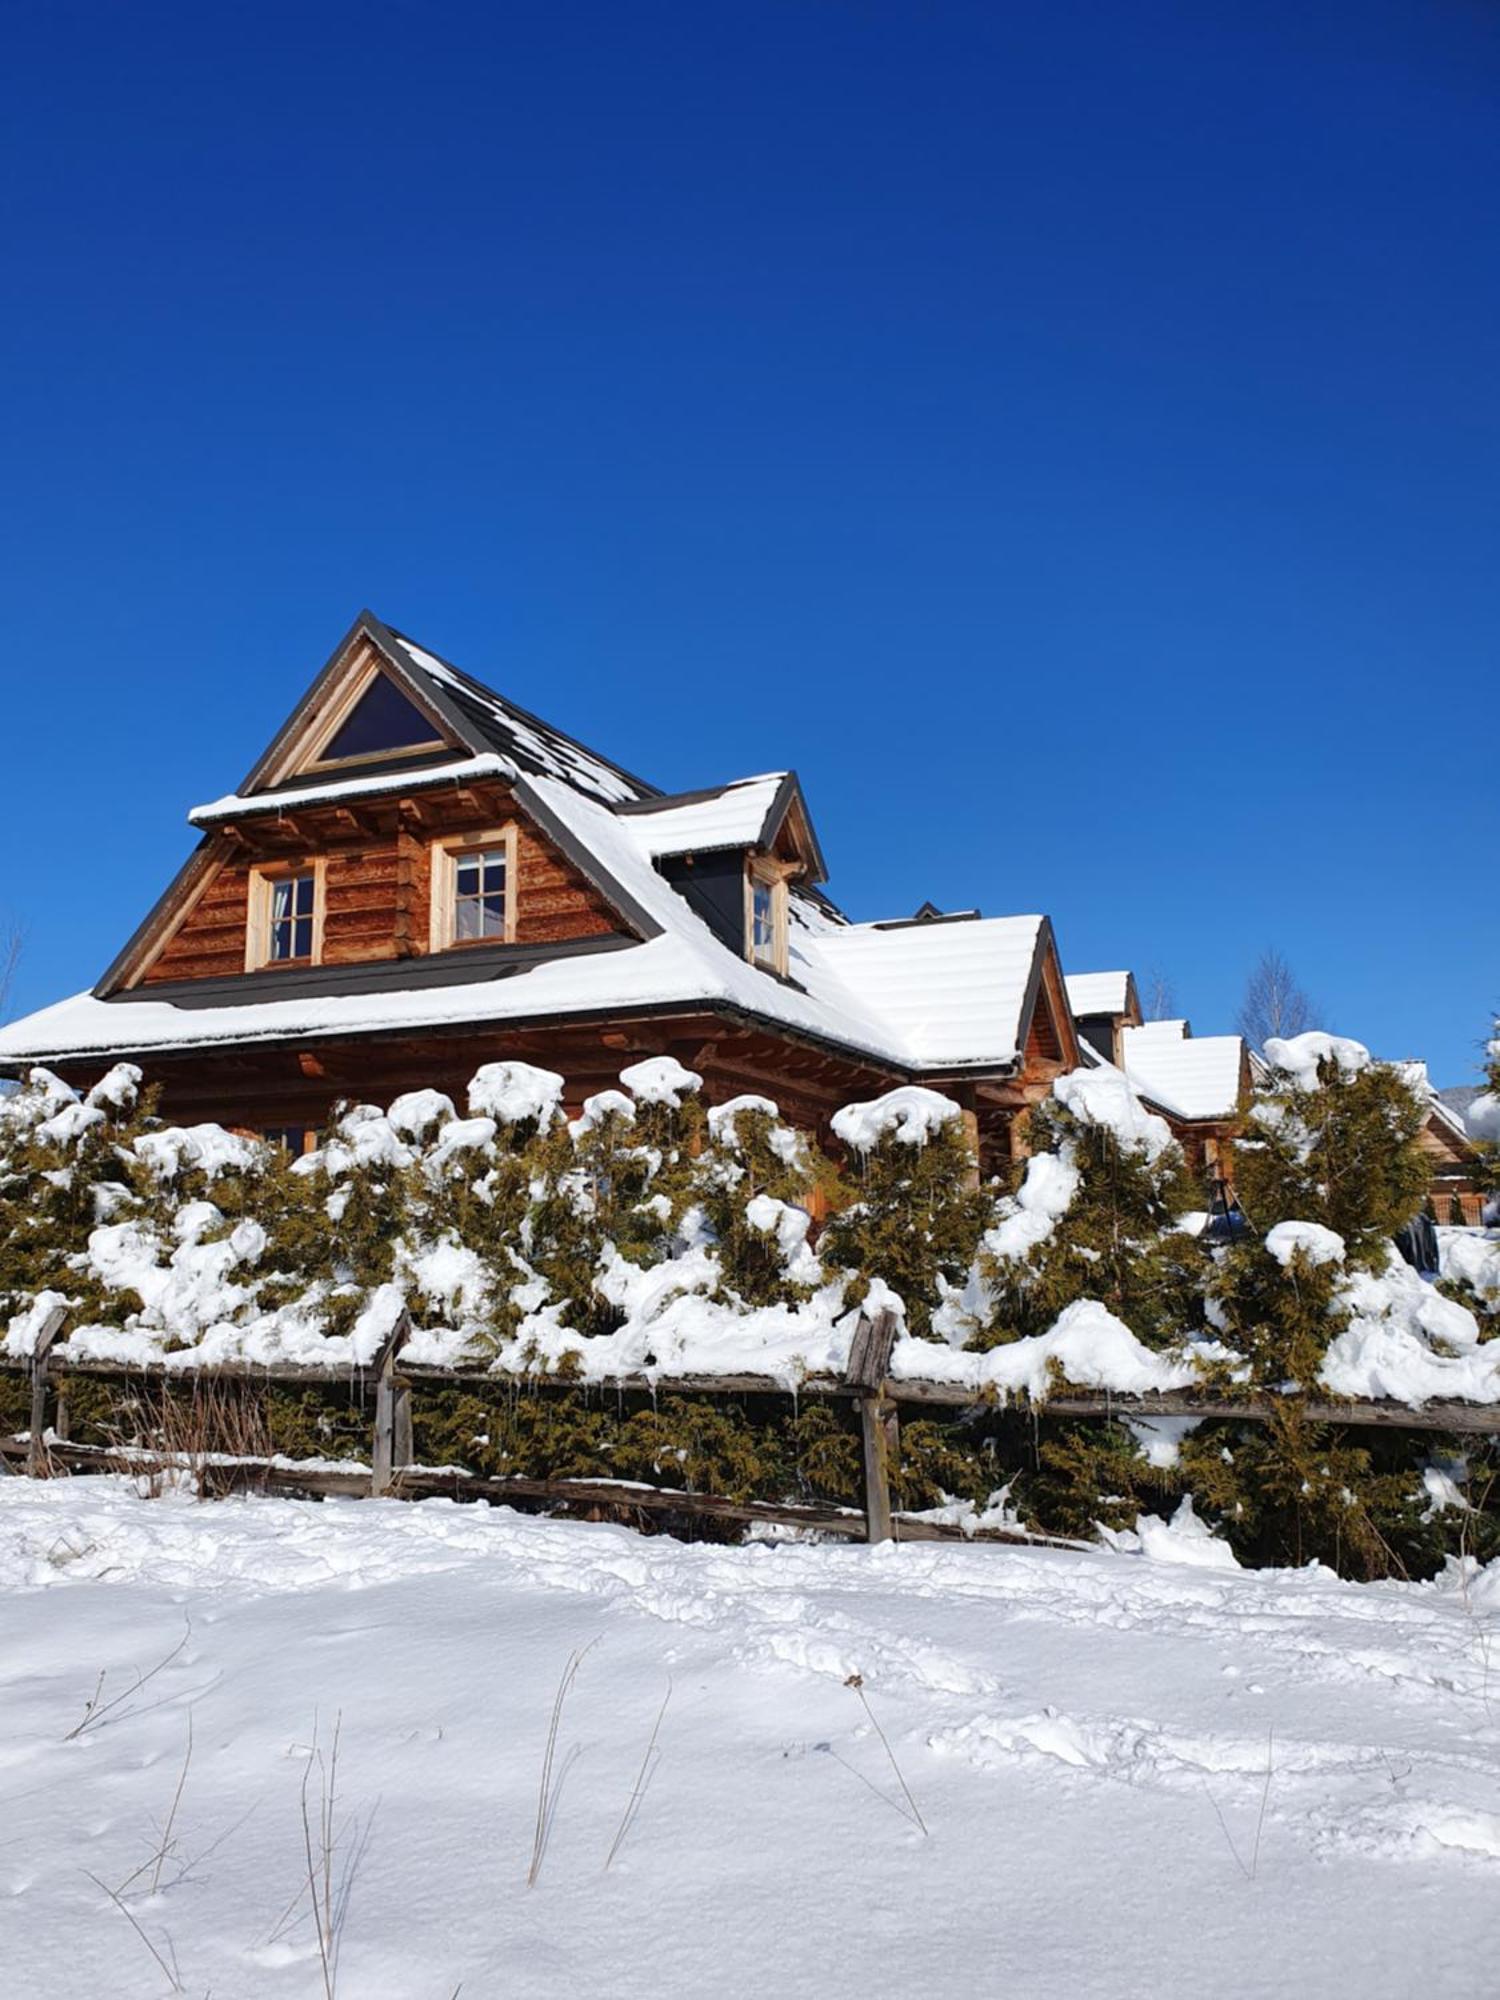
[378, 632, 648, 804]
[1064, 970, 1133, 1018]
[1120, 1020, 1246, 1124]
[1392, 1062, 1480, 1147]
[0, 777, 1048, 1080]
[621, 775, 790, 859]
[799, 914, 1047, 1069]
[189, 755, 517, 826]
[375, 622, 654, 806]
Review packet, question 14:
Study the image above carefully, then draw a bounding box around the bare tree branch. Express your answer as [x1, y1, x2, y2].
[1143, 968, 1177, 1022]
[1237, 949, 1319, 1051]
[0, 918, 21, 1022]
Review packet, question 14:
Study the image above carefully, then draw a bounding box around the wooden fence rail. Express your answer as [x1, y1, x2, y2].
[5, 1305, 1500, 1545]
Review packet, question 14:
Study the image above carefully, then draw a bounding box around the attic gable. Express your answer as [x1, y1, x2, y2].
[235, 611, 658, 807]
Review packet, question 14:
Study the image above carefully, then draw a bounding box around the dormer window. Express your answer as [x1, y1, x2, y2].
[246, 862, 325, 970]
[746, 856, 789, 976]
[308, 671, 446, 771]
[430, 827, 518, 950]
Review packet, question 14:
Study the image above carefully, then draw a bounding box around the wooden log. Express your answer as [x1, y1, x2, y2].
[5, 1347, 1500, 1437]
[370, 1309, 414, 1497]
[27, 1302, 68, 1476]
[859, 1395, 898, 1545]
[846, 1310, 900, 1543]
[0, 1433, 1092, 1550]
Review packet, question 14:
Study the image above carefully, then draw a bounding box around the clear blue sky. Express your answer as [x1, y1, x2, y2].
[1, 1, 1495, 1082]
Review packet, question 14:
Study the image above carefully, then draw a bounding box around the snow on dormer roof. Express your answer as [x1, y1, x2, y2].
[1065, 970, 1135, 1018]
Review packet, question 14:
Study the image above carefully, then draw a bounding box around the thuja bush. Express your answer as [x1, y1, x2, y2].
[972, 1069, 1206, 1351]
[0, 1064, 160, 1317]
[409, 1382, 866, 1510]
[6, 1040, 1493, 1579]
[695, 1094, 824, 1307]
[820, 1086, 989, 1337]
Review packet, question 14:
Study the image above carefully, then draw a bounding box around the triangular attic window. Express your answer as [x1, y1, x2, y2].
[316, 675, 447, 764]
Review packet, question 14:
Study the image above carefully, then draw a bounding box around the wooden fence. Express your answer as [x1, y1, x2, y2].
[4, 1304, 1499, 1547]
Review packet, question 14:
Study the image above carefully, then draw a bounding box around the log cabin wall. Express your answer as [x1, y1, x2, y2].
[140, 784, 618, 986]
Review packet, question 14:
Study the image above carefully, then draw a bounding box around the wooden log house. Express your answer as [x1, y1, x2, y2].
[1065, 970, 1250, 1181]
[0, 611, 1081, 1169]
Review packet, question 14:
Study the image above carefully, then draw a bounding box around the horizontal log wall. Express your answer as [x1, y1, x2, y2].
[142, 785, 617, 985]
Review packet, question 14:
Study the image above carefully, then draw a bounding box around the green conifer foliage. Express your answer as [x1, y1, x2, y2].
[408, 1067, 564, 1348]
[695, 1095, 821, 1307]
[973, 1081, 1202, 1351]
[820, 1088, 989, 1337]
[251, 1102, 422, 1336]
[1234, 1042, 1430, 1266]
[0, 1064, 158, 1316]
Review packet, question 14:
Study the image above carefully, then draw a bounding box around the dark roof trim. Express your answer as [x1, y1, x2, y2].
[11, 992, 1024, 1088]
[107, 932, 638, 1011]
[508, 774, 664, 943]
[1012, 916, 1076, 1071]
[94, 838, 219, 999]
[873, 909, 983, 932]
[762, 771, 828, 883]
[378, 616, 661, 802]
[616, 770, 828, 884]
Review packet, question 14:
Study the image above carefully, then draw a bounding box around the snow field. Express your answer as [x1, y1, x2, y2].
[2, 1477, 1499, 1998]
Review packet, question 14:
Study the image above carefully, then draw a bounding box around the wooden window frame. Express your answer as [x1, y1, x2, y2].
[302, 659, 448, 775]
[745, 855, 793, 977]
[429, 825, 519, 952]
[245, 859, 327, 972]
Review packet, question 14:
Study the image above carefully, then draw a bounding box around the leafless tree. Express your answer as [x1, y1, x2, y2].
[1142, 968, 1177, 1022]
[1237, 949, 1319, 1051]
[0, 918, 20, 1023]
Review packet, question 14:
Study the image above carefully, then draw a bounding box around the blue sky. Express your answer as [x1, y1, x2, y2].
[1, 1, 1494, 1082]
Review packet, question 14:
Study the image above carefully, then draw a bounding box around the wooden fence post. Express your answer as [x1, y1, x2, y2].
[370, 1309, 413, 1498]
[27, 1303, 69, 1477]
[845, 1308, 900, 1545]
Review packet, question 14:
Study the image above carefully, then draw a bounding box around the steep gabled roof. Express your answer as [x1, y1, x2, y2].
[239, 611, 658, 806]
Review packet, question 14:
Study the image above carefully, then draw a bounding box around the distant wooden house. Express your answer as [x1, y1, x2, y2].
[1064, 971, 1249, 1182]
[0, 611, 1079, 1171]
[1396, 1064, 1488, 1224]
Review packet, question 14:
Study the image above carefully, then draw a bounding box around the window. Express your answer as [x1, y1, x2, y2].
[268, 873, 316, 961]
[247, 862, 325, 970]
[429, 827, 518, 950]
[454, 847, 509, 941]
[262, 1127, 318, 1157]
[745, 857, 789, 975]
[310, 672, 446, 769]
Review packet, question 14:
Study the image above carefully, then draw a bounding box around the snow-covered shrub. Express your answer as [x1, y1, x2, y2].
[967, 1066, 1203, 1353]
[821, 1086, 989, 1337]
[695, 1095, 823, 1307]
[1238, 1033, 1430, 1266]
[0, 1065, 158, 1317]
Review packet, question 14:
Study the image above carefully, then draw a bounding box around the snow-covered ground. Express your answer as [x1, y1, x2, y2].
[3, 1479, 1499, 1998]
